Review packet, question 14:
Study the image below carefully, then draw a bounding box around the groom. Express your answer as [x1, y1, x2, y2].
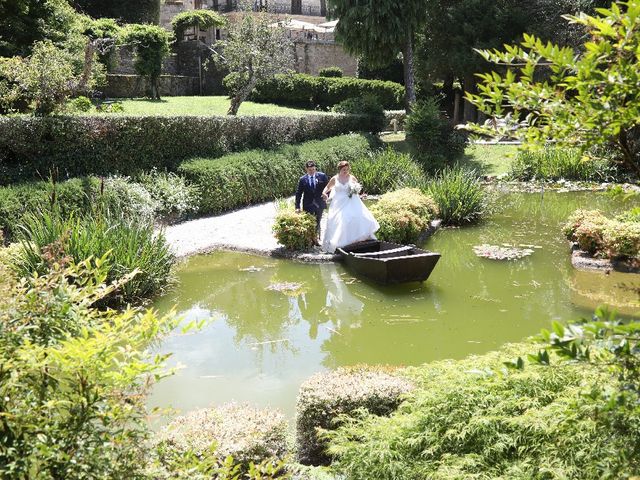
[295, 160, 328, 245]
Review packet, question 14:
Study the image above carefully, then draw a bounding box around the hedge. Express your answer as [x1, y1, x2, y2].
[0, 114, 370, 184]
[177, 134, 379, 215]
[295, 366, 414, 466]
[250, 74, 404, 110]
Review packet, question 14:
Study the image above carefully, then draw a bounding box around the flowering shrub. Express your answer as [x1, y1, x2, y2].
[296, 366, 414, 465]
[273, 210, 317, 250]
[137, 170, 200, 222]
[564, 209, 640, 259]
[370, 188, 438, 244]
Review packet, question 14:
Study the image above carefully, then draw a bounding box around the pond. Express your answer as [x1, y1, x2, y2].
[149, 191, 640, 418]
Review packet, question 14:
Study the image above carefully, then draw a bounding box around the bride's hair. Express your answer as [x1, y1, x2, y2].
[337, 160, 350, 171]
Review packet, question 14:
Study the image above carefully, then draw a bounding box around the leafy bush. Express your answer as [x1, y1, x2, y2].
[178, 134, 377, 215]
[425, 167, 487, 225]
[318, 66, 343, 78]
[296, 366, 414, 466]
[100, 175, 158, 223]
[154, 403, 289, 476]
[616, 206, 640, 223]
[0, 114, 371, 183]
[350, 148, 427, 195]
[273, 209, 317, 250]
[172, 9, 225, 40]
[0, 258, 179, 478]
[563, 209, 640, 259]
[250, 73, 404, 109]
[370, 188, 438, 244]
[14, 208, 174, 305]
[137, 170, 200, 222]
[332, 94, 385, 133]
[67, 95, 93, 112]
[324, 344, 632, 480]
[510, 147, 618, 181]
[405, 98, 465, 166]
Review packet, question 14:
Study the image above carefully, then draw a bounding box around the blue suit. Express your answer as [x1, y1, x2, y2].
[295, 171, 328, 236]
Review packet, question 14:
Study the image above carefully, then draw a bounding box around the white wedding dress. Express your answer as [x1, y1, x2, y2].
[322, 179, 380, 253]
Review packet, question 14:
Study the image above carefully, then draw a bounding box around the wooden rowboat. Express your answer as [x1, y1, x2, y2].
[336, 240, 441, 285]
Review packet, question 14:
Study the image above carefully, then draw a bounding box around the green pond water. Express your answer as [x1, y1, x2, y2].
[150, 191, 640, 418]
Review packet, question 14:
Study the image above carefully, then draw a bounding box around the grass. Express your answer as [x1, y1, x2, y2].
[381, 132, 518, 176]
[90, 96, 321, 116]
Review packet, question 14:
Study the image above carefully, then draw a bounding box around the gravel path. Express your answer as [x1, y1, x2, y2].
[163, 200, 336, 262]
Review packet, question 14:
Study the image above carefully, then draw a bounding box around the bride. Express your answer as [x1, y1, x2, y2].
[321, 160, 379, 253]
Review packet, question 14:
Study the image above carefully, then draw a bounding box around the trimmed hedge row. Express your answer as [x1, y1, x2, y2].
[250, 74, 404, 110]
[177, 134, 379, 215]
[0, 114, 369, 184]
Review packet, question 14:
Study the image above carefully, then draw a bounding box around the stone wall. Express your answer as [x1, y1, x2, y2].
[102, 74, 199, 98]
[294, 41, 357, 77]
[111, 46, 179, 76]
[161, 0, 196, 29]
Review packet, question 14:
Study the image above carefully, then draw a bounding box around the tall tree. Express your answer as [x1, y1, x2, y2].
[121, 25, 171, 100]
[70, 0, 160, 24]
[327, 0, 426, 110]
[210, 7, 293, 115]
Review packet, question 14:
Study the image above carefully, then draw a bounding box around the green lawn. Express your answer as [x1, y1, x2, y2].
[91, 96, 320, 116]
[381, 132, 519, 176]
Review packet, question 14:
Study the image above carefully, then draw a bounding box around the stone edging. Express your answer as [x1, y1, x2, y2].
[571, 249, 640, 274]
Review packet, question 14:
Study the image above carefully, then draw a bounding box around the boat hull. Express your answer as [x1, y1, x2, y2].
[337, 240, 440, 285]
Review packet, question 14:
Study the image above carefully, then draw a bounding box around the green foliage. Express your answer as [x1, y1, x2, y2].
[210, 7, 293, 115]
[99, 175, 158, 222]
[0, 258, 179, 478]
[563, 209, 640, 258]
[350, 148, 427, 195]
[81, 17, 121, 70]
[67, 95, 93, 112]
[120, 24, 171, 99]
[405, 97, 465, 166]
[172, 9, 225, 40]
[0, 114, 370, 183]
[467, 1, 640, 176]
[370, 188, 438, 244]
[510, 147, 618, 181]
[332, 94, 385, 134]
[616, 206, 640, 223]
[14, 207, 175, 305]
[296, 366, 414, 466]
[0, 0, 80, 57]
[178, 134, 377, 215]
[273, 209, 317, 250]
[137, 170, 200, 222]
[70, 0, 160, 24]
[0, 40, 100, 115]
[425, 167, 487, 225]
[325, 343, 636, 479]
[250, 73, 404, 109]
[318, 66, 343, 78]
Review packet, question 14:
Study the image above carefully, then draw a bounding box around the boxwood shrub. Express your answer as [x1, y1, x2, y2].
[0, 114, 368, 183]
[250, 74, 404, 109]
[178, 134, 378, 215]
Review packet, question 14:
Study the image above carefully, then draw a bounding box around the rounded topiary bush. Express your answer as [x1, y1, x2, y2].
[603, 221, 640, 258]
[154, 403, 289, 476]
[273, 210, 317, 250]
[370, 188, 438, 244]
[296, 366, 414, 466]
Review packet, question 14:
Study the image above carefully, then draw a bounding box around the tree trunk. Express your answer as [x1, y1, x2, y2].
[453, 90, 462, 125]
[227, 77, 257, 115]
[463, 73, 477, 123]
[320, 0, 326, 16]
[151, 76, 161, 100]
[442, 74, 454, 122]
[76, 38, 96, 96]
[402, 28, 416, 113]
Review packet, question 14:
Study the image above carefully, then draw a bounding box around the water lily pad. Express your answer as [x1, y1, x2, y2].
[473, 244, 534, 261]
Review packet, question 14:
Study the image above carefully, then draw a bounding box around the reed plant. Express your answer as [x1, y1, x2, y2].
[510, 147, 616, 181]
[14, 206, 174, 305]
[351, 148, 427, 195]
[425, 166, 487, 225]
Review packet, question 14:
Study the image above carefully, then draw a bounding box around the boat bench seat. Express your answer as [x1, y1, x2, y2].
[353, 246, 413, 257]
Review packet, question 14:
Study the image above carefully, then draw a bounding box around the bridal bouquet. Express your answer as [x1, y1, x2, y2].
[347, 181, 362, 198]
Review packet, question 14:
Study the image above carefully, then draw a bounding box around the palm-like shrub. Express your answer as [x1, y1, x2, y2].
[425, 167, 486, 225]
[370, 188, 438, 244]
[14, 208, 174, 305]
[351, 148, 427, 194]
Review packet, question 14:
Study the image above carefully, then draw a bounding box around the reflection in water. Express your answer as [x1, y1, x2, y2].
[150, 192, 639, 418]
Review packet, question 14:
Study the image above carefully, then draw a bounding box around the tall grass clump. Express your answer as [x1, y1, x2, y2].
[351, 148, 427, 195]
[425, 167, 487, 225]
[325, 344, 638, 480]
[14, 207, 174, 305]
[510, 147, 617, 181]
